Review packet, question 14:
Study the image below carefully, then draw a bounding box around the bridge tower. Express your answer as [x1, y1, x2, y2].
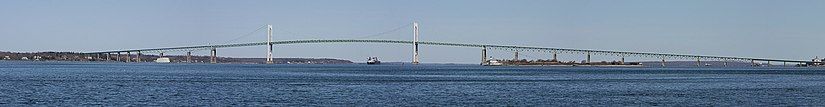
[266, 25, 274, 64]
[412, 21, 420, 65]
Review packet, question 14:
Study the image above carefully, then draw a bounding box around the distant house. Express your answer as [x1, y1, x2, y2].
[3, 56, 9, 60]
[21, 57, 29, 60]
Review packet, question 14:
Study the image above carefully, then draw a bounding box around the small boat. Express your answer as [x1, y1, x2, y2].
[486, 60, 503, 66]
[155, 57, 171, 63]
[367, 57, 380, 64]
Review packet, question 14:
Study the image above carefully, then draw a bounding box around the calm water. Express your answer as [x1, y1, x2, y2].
[1, 61, 825, 106]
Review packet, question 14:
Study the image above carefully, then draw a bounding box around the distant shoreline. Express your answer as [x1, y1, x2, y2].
[0, 51, 353, 64]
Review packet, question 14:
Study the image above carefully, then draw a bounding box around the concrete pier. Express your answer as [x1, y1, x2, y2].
[586, 52, 591, 64]
[136, 51, 142, 62]
[723, 59, 728, 67]
[210, 48, 217, 63]
[661, 57, 666, 67]
[186, 51, 192, 63]
[620, 55, 625, 65]
[126, 52, 131, 62]
[116, 52, 121, 62]
[514, 51, 519, 61]
[751, 60, 756, 66]
[481, 47, 487, 65]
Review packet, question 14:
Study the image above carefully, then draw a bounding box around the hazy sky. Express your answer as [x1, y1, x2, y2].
[1, 0, 824, 63]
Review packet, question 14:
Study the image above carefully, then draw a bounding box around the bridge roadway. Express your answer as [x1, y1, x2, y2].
[85, 39, 813, 63]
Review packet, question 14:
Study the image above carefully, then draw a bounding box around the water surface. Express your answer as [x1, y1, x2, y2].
[1, 61, 824, 106]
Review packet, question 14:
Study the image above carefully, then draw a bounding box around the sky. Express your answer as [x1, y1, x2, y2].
[1, 0, 824, 63]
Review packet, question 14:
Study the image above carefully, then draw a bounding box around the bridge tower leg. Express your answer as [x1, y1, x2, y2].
[210, 48, 217, 64]
[481, 46, 487, 65]
[266, 25, 274, 64]
[136, 51, 142, 62]
[126, 52, 131, 62]
[186, 51, 192, 63]
[412, 21, 420, 65]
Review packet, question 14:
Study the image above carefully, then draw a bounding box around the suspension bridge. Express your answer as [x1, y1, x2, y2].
[83, 22, 820, 66]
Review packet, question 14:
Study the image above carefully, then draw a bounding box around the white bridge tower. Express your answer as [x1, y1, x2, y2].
[266, 25, 274, 64]
[412, 21, 420, 65]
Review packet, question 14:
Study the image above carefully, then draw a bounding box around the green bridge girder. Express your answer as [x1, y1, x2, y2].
[85, 39, 814, 63]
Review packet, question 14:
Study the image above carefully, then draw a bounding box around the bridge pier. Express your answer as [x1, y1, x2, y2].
[723, 59, 728, 67]
[210, 48, 217, 64]
[159, 52, 164, 57]
[116, 52, 121, 62]
[106, 53, 111, 61]
[186, 51, 192, 63]
[586, 52, 591, 64]
[696, 57, 701, 67]
[126, 52, 131, 62]
[661, 57, 666, 67]
[620, 54, 625, 65]
[767, 61, 771, 67]
[514, 51, 519, 61]
[751, 60, 756, 66]
[136, 51, 142, 62]
[481, 46, 487, 65]
[552, 51, 558, 62]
